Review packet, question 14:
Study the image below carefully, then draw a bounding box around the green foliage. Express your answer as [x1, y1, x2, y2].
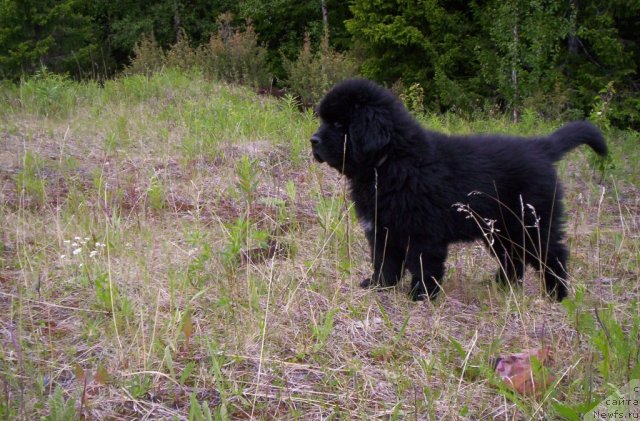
[563, 289, 640, 395]
[2, 0, 636, 127]
[221, 216, 269, 273]
[166, 29, 199, 71]
[474, 0, 568, 118]
[126, 374, 153, 399]
[591, 306, 640, 383]
[17, 69, 78, 117]
[396, 82, 425, 115]
[316, 194, 354, 276]
[562, 286, 596, 335]
[347, 0, 639, 125]
[589, 81, 616, 129]
[101, 0, 237, 65]
[311, 308, 338, 351]
[93, 271, 133, 322]
[283, 33, 358, 106]
[238, 0, 352, 79]
[187, 242, 213, 288]
[0, 0, 99, 79]
[347, 0, 485, 111]
[235, 155, 260, 205]
[93, 272, 116, 311]
[126, 33, 166, 76]
[147, 176, 166, 211]
[199, 13, 271, 88]
[206, 340, 238, 419]
[188, 392, 216, 421]
[569, 1, 639, 127]
[45, 386, 76, 421]
[16, 151, 46, 207]
[126, 29, 200, 76]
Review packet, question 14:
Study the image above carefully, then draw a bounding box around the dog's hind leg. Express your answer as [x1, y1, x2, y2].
[527, 218, 569, 301]
[405, 246, 447, 301]
[540, 241, 569, 301]
[492, 242, 525, 288]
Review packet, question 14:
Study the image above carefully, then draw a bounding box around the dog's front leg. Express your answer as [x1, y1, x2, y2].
[360, 227, 404, 289]
[406, 246, 447, 301]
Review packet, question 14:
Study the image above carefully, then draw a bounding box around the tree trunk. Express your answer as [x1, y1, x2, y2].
[511, 18, 519, 122]
[174, 0, 182, 42]
[568, 0, 579, 54]
[321, 0, 329, 39]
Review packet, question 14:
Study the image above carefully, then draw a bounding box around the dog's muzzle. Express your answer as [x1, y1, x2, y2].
[310, 135, 324, 162]
[310, 134, 321, 146]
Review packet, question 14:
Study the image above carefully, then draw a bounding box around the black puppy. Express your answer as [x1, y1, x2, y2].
[310, 79, 607, 301]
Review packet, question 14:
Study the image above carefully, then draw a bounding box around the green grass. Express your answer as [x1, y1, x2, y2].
[0, 69, 638, 420]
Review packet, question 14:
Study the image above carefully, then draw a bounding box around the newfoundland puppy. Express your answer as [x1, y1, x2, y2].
[310, 79, 607, 301]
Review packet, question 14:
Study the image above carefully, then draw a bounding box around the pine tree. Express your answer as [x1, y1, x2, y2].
[0, 0, 99, 78]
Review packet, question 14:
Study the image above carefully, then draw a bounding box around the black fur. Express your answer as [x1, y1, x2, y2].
[310, 79, 607, 301]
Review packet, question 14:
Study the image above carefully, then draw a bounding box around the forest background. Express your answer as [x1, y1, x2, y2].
[1, 0, 638, 127]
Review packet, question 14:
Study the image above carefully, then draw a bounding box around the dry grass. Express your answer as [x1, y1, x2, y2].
[0, 70, 638, 420]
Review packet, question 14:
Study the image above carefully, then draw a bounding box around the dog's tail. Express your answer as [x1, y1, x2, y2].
[540, 121, 607, 162]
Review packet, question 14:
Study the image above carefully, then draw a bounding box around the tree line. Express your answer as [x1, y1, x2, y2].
[1, 0, 637, 127]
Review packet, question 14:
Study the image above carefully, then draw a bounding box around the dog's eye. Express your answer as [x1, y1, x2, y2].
[333, 122, 343, 130]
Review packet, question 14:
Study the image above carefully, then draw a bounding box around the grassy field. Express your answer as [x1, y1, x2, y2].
[0, 69, 638, 420]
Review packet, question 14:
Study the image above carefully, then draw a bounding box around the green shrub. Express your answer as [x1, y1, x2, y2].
[18, 68, 78, 117]
[199, 13, 271, 88]
[394, 81, 425, 114]
[283, 33, 358, 106]
[165, 29, 198, 70]
[125, 33, 166, 76]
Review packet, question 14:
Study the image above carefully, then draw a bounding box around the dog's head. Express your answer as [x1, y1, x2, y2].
[310, 79, 404, 176]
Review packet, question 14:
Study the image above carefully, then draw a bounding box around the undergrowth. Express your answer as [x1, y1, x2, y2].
[0, 70, 638, 420]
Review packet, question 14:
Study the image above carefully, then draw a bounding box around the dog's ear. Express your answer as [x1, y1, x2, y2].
[348, 104, 391, 163]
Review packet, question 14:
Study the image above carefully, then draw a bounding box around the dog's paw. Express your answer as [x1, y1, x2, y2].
[410, 286, 439, 302]
[494, 270, 523, 288]
[360, 277, 377, 289]
[551, 282, 569, 302]
[410, 291, 427, 301]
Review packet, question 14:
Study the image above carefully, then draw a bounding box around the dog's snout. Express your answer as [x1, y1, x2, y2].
[310, 134, 321, 146]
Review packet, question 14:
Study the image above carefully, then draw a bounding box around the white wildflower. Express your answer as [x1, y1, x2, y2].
[89, 250, 98, 258]
[73, 248, 82, 255]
